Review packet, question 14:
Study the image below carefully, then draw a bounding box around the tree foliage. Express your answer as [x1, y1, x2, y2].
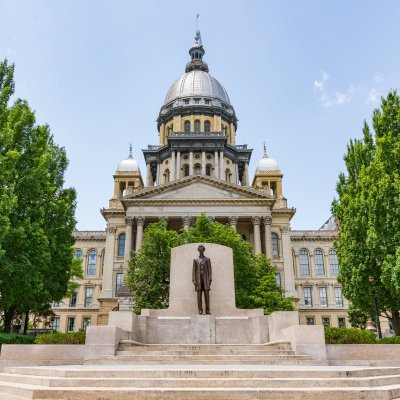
[332, 90, 400, 334]
[0, 59, 78, 332]
[127, 214, 294, 315]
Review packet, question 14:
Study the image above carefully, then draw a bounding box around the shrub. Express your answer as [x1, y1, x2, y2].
[0, 333, 36, 349]
[34, 331, 86, 344]
[324, 327, 377, 344]
[378, 336, 400, 344]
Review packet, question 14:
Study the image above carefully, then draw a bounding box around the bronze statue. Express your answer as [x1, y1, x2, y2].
[192, 244, 212, 314]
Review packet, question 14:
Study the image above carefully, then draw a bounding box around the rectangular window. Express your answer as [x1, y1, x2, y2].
[329, 250, 339, 275]
[303, 287, 313, 308]
[69, 292, 77, 307]
[53, 301, 60, 307]
[184, 99, 189, 105]
[116, 273, 123, 296]
[335, 287, 344, 307]
[52, 317, 60, 332]
[338, 317, 346, 328]
[306, 317, 315, 325]
[194, 98, 200, 104]
[315, 251, 325, 275]
[85, 287, 93, 307]
[322, 317, 330, 327]
[67, 317, 75, 333]
[205, 99, 211, 105]
[319, 287, 328, 307]
[299, 251, 310, 275]
[275, 273, 281, 287]
[83, 317, 91, 331]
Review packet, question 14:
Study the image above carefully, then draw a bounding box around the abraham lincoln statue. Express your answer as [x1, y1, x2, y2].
[192, 244, 212, 314]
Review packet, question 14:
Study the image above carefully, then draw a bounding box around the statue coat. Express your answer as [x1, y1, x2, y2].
[192, 256, 212, 291]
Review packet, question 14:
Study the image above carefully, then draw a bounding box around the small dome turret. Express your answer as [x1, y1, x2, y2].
[256, 144, 280, 172]
[117, 145, 140, 173]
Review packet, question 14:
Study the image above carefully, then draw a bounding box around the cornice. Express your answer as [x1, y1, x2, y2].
[123, 198, 274, 207]
[290, 230, 337, 241]
[73, 231, 106, 241]
[122, 174, 275, 201]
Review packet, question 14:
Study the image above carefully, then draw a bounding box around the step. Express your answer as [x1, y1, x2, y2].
[2, 384, 400, 400]
[1, 373, 400, 388]
[116, 349, 295, 355]
[8, 366, 400, 379]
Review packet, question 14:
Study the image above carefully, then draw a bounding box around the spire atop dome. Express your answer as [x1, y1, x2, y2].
[128, 143, 133, 159]
[263, 142, 268, 158]
[186, 18, 209, 73]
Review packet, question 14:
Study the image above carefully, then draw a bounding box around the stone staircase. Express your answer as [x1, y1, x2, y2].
[2, 341, 400, 399]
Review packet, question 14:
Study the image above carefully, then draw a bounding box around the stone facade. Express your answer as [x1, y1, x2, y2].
[50, 31, 349, 333]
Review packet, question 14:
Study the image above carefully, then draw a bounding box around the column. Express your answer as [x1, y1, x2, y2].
[243, 162, 249, 186]
[201, 151, 206, 175]
[281, 225, 297, 298]
[263, 213, 273, 259]
[219, 151, 224, 180]
[100, 226, 117, 298]
[176, 151, 181, 180]
[135, 217, 145, 251]
[251, 216, 262, 254]
[214, 150, 219, 179]
[124, 217, 134, 267]
[228, 216, 238, 231]
[146, 163, 152, 186]
[171, 150, 176, 181]
[234, 162, 239, 184]
[189, 151, 194, 176]
[182, 216, 192, 231]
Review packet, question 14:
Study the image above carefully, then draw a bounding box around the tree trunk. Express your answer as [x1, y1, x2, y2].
[390, 311, 400, 336]
[23, 309, 29, 334]
[3, 306, 16, 333]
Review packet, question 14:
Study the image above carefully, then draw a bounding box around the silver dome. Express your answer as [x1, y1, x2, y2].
[164, 70, 231, 105]
[117, 158, 139, 173]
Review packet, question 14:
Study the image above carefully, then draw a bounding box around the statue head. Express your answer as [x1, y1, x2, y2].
[198, 244, 205, 254]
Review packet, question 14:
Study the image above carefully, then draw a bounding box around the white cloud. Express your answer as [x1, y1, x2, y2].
[373, 74, 383, 84]
[314, 71, 354, 107]
[367, 88, 379, 105]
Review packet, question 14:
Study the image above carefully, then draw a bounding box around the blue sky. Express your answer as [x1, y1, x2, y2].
[1, 1, 399, 230]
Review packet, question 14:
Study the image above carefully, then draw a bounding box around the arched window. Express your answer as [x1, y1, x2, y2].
[204, 120, 211, 133]
[206, 165, 211, 176]
[101, 250, 105, 275]
[87, 250, 96, 276]
[118, 233, 126, 257]
[225, 169, 231, 182]
[194, 164, 201, 174]
[183, 165, 190, 177]
[164, 169, 170, 183]
[315, 249, 325, 275]
[194, 120, 200, 133]
[299, 250, 310, 275]
[271, 233, 279, 256]
[184, 120, 191, 133]
[329, 249, 339, 275]
[74, 249, 83, 259]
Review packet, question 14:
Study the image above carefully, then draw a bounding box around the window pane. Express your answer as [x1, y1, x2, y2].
[322, 317, 330, 327]
[67, 317, 75, 333]
[194, 120, 200, 133]
[306, 317, 315, 325]
[329, 250, 339, 275]
[338, 317, 346, 327]
[52, 317, 60, 332]
[204, 121, 211, 133]
[315, 250, 325, 275]
[118, 234, 125, 257]
[69, 292, 77, 307]
[299, 250, 310, 275]
[304, 287, 312, 308]
[335, 287, 343, 307]
[272, 233, 279, 256]
[85, 287, 93, 307]
[74, 249, 83, 259]
[83, 318, 91, 331]
[319, 287, 328, 307]
[116, 273, 123, 296]
[184, 120, 190, 133]
[275, 273, 281, 287]
[87, 251, 97, 276]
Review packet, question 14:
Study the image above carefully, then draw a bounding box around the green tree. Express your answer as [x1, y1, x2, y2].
[347, 305, 368, 329]
[332, 90, 400, 334]
[127, 214, 294, 315]
[0, 60, 77, 332]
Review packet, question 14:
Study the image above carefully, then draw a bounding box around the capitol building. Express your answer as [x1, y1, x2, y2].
[51, 31, 348, 334]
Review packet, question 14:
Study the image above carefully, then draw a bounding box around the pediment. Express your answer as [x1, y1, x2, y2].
[124, 175, 273, 201]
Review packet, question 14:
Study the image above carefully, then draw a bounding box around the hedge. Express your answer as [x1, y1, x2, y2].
[0, 333, 36, 349]
[324, 327, 377, 344]
[35, 331, 86, 344]
[378, 336, 400, 344]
